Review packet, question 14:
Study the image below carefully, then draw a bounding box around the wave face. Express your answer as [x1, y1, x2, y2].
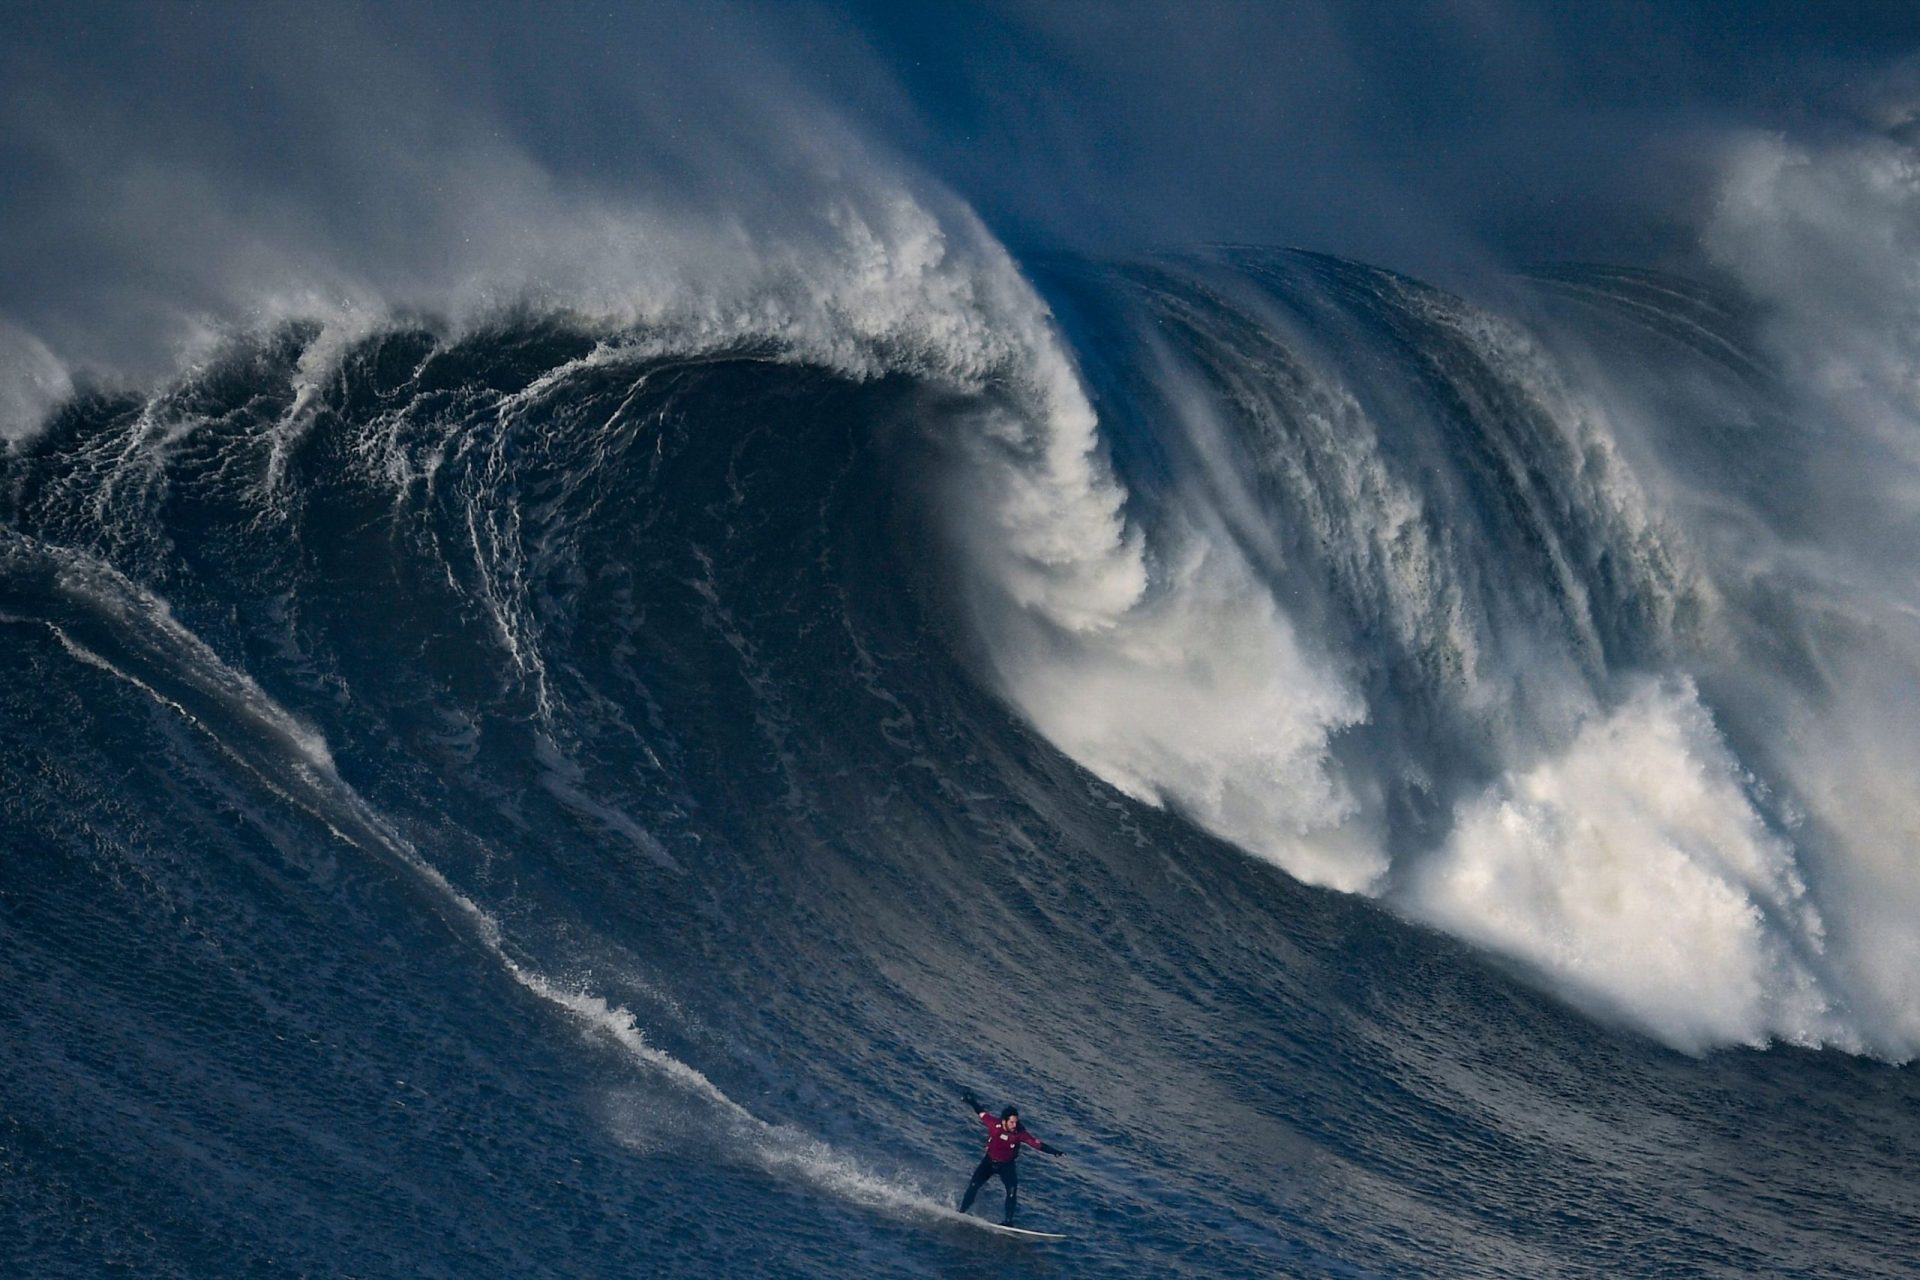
[5, 245, 1920, 1277]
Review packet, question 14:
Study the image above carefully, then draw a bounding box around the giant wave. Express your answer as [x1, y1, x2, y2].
[8, 142, 1920, 1273]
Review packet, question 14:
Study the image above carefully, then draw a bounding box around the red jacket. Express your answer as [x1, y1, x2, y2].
[978, 1111, 1047, 1163]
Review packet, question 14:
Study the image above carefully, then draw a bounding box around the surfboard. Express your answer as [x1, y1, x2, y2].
[976, 1221, 1067, 1241]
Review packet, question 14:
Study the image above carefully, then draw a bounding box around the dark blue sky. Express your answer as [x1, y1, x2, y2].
[784, 1, 1920, 264]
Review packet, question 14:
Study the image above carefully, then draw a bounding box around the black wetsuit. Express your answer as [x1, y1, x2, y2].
[960, 1152, 1020, 1221]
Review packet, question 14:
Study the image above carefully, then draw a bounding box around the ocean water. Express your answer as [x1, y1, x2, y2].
[5, 236, 1920, 1278]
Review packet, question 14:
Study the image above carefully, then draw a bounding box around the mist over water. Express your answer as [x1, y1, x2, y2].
[8, 4, 1920, 1277]
[1001, 232, 1920, 1058]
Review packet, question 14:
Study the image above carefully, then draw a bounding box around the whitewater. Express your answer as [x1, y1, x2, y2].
[7, 47, 1920, 1272]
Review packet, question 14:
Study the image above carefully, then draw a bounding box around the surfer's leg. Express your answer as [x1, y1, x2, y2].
[959, 1156, 994, 1213]
[1000, 1160, 1018, 1225]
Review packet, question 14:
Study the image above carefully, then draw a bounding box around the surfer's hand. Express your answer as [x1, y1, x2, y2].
[962, 1091, 982, 1112]
[1042, 1143, 1063, 1156]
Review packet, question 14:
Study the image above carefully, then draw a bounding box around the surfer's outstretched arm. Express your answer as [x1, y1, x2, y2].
[1014, 1129, 1063, 1157]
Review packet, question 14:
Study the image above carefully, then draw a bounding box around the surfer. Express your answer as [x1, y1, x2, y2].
[958, 1091, 1063, 1225]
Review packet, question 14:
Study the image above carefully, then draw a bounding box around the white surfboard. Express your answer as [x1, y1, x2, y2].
[975, 1221, 1067, 1241]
